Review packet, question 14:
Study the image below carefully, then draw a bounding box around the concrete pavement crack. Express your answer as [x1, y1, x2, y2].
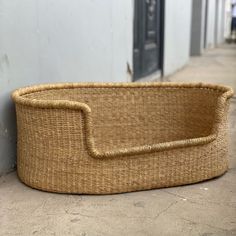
[161, 189, 206, 206]
[64, 201, 179, 220]
[182, 218, 233, 233]
[154, 200, 179, 220]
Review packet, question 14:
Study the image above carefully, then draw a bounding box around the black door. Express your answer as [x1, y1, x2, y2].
[133, 0, 163, 80]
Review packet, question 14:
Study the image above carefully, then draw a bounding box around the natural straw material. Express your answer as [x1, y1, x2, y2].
[12, 82, 233, 194]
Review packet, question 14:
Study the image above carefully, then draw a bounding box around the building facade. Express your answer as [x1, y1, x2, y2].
[0, 0, 227, 174]
[191, 0, 227, 56]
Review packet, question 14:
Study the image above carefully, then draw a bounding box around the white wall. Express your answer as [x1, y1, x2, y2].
[224, 0, 232, 38]
[205, 0, 217, 48]
[0, 0, 133, 174]
[215, 0, 226, 45]
[163, 0, 192, 76]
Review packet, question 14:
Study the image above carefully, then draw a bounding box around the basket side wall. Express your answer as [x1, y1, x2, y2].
[15, 99, 230, 194]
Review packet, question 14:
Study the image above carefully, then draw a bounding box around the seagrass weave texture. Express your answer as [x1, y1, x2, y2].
[12, 83, 233, 194]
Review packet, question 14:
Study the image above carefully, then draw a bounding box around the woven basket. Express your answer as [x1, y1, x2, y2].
[12, 82, 233, 194]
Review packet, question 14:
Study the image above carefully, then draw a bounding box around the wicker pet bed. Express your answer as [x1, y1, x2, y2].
[12, 82, 233, 194]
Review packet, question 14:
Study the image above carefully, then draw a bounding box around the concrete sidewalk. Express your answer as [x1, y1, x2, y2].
[0, 44, 236, 236]
[168, 44, 236, 92]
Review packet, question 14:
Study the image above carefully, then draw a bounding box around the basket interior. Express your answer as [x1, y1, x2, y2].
[23, 87, 220, 151]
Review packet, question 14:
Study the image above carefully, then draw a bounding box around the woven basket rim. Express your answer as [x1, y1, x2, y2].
[12, 82, 234, 159]
[12, 82, 233, 100]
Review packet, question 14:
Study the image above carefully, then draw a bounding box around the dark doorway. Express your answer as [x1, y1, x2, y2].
[133, 0, 164, 81]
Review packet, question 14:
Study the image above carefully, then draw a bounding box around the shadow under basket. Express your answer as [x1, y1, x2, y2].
[12, 82, 234, 194]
